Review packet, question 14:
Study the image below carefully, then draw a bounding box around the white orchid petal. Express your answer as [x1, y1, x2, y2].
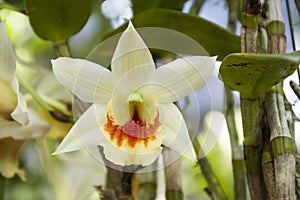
[159, 103, 196, 160]
[10, 77, 28, 125]
[142, 56, 216, 103]
[0, 109, 49, 140]
[52, 58, 113, 104]
[114, 64, 155, 95]
[100, 135, 162, 166]
[0, 21, 15, 82]
[53, 104, 106, 154]
[111, 21, 155, 86]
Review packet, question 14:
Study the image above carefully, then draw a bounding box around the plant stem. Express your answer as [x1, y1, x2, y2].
[193, 139, 228, 200]
[225, 3, 247, 198]
[241, 98, 267, 199]
[17, 76, 53, 112]
[265, 89, 296, 199]
[137, 163, 157, 200]
[261, 115, 276, 200]
[240, 1, 268, 199]
[18, 76, 72, 122]
[227, 0, 239, 33]
[53, 41, 71, 57]
[241, 0, 261, 53]
[0, 175, 5, 200]
[295, 155, 300, 199]
[295, 0, 300, 13]
[98, 147, 137, 200]
[100, 174, 116, 200]
[290, 81, 300, 99]
[106, 166, 134, 200]
[224, 86, 247, 200]
[163, 149, 183, 200]
[188, 0, 206, 15]
[264, 1, 296, 199]
[286, 0, 300, 85]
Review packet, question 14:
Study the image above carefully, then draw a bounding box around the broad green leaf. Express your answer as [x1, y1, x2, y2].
[102, 9, 240, 60]
[132, 0, 185, 14]
[158, 0, 186, 10]
[24, 0, 92, 42]
[0, 0, 24, 12]
[219, 51, 300, 98]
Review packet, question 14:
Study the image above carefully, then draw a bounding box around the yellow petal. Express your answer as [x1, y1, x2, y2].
[0, 137, 26, 181]
[109, 93, 157, 127]
[0, 78, 17, 115]
[39, 108, 72, 139]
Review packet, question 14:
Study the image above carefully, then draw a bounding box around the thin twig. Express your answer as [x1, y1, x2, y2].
[0, 175, 5, 200]
[163, 149, 183, 200]
[193, 139, 228, 200]
[224, 86, 247, 200]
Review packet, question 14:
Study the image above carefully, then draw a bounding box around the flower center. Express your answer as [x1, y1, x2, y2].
[103, 94, 161, 148]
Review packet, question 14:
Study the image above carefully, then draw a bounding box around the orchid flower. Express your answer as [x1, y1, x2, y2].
[101, 0, 133, 28]
[52, 21, 216, 166]
[0, 110, 50, 180]
[0, 21, 27, 125]
[0, 21, 50, 180]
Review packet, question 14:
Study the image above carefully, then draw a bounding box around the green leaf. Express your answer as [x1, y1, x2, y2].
[24, 0, 92, 42]
[157, 0, 186, 10]
[219, 51, 300, 98]
[102, 9, 240, 60]
[131, 0, 185, 14]
[0, 0, 24, 12]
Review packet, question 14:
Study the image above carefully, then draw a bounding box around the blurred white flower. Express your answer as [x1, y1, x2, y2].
[0, 110, 50, 180]
[0, 21, 28, 125]
[101, 0, 133, 28]
[0, 21, 50, 180]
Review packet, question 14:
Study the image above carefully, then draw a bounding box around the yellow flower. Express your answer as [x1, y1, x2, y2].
[52, 21, 216, 166]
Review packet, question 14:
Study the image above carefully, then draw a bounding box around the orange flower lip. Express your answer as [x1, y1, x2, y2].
[103, 113, 161, 148]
